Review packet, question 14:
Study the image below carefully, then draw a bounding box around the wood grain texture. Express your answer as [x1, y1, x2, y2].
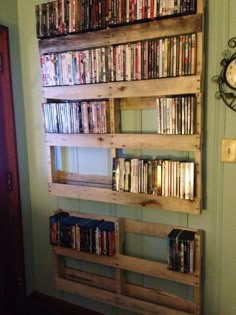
[39, 15, 202, 54]
[45, 133, 201, 151]
[42, 76, 201, 99]
[49, 182, 201, 214]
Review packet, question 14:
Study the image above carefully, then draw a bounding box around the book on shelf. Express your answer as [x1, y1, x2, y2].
[179, 161, 194, 200]
[49, 212, 116, 256]
[59, 216, 78, 248]
[49, 210, 69, 246]
[130, 158, 139, 193]
[156, 95, 196, 135]
[36, 0, 197, 38]
[112, 157, 195, 200]
[80, 219, 102, 252]
[124, 159, 131, 192]
[167, 228, 181, 271]
[112, 157, 120, 191]
[42, 100, 108, 134]
[167, 228, 195, 274]
[40, 33, 197, 87]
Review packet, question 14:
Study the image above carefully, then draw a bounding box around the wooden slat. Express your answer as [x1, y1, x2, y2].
[124, 218, 198, 238]
[53, 253, 65, 278]
[42, 76, 201, 100]
[106, 189, 201, 213]
[39, 14, 202, 54]
[115, 220, 126, 295]
[59, 209, 199, 238]
[195, 26, 203, 209]
[120, 94, 204, 110]
[109, 98, 115, 134]
[53, 247, 199, 286]
[197, 0, 204, 14]
[45, 133, 201, 151]
[55, 276, 193, 315]
[65, 210, 121, 223]
[116, 268, 126, 295]
[66, 210, 198, 237]
[197, 32, 203, 74]
[126, 283, 196, 314]
[64, 267, 116, 292]
[195, 151, 202, 202]
[54, 276, 119, 310]
[48, 182, 201, 214]
[57, 209, 199, 238]
[114, 99, 121, 133]
[57, 171, 112, 186]
[47, 146, 58, 183]
[53, 246, 119, 266]
[125, 218, 171, 238]
[63, 267, 196, 313]
[115, 219, 125, 255]
[49, 182, 111, 200]
[193, 230, 203, 315]
[117, 255, 200, 286]
[120, 97, 157, 109]
[194, 231, 203, 278]
[195, 93, 202, 135]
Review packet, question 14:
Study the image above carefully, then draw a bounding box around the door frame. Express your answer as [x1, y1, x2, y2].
[0, 24, 26, 311]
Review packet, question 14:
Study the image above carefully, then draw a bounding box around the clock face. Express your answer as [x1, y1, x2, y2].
[225, 58, 236, 90]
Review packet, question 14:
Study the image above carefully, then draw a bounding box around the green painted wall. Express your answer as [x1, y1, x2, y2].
[2, 0, 236, 313]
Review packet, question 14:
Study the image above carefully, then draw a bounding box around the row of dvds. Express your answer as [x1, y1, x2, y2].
[156, 95, 196, 135]
[42, 101, 108, 134]
[36, 0, 106, 38]
[167, 229, 195, 274]
[50, 211, 115, 256]
[36, 0, 197, 38]
[110, 0, 196, 25]
[112, 158, 194, 200]
[40, 33, 197, 86]
[42, 95, 195, 135]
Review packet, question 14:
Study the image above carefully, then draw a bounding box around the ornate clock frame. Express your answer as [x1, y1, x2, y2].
[212, 37, 236, 112]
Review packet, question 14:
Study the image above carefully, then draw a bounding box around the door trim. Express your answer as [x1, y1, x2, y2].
[0, 24, 26, 310]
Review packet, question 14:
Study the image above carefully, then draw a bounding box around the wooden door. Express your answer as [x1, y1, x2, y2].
[0, 25, 25, 314]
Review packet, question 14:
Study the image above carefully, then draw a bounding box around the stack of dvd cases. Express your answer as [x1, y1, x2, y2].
[49, 211, 115, 256]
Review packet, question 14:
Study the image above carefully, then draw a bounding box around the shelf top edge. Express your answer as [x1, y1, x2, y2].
[42, 76, 202, 100]
[44, 133, 201, 151]
[57, 209, 203, 233]
[49, 182, 201, 214]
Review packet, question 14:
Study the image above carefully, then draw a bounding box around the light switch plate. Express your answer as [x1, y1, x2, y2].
[221, 139, 236, 162]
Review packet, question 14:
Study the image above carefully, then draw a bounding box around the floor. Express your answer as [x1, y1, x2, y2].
[25, 292, 103, 315]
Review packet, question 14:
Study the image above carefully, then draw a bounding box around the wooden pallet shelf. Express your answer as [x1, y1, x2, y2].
[41, 13, 204, 213]
[48, 182, 201, 214]
[38, 0, 205, 311]
[53, 211, 203, 315]
[46, 126, 202, 213]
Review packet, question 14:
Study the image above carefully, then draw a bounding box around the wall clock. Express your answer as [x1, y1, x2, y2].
[212, 37, 236, 112]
